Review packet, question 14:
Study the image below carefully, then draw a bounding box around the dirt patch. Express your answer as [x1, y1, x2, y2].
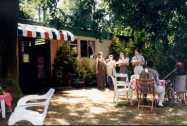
[1, 88, 187, 125]
[45, 88, 187, 125]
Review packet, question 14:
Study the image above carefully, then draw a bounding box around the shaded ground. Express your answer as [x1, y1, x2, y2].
[1, 88, 187, 125]
[45, 88, 187, 125]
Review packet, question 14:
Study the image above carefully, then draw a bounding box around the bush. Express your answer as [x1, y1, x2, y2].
[53, 43, 77, 85]
[75, 58, 96, 87]
[0, 79, 22, 98]
[53, 43, 96, 87]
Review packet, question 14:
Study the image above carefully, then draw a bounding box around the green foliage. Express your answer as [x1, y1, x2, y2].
[174, 21, 187, 60]
[76, 58, 95, 79]
[53, 43, 77, 84]
[19, 0, 59, 22]
[0, 79, 22, 98]
[48, 0, 110, 36]
[75, 58, 96, 87]
[19, 0, 38, 19]
[110, 37, 123, 60]
[106, 0, 187, 78]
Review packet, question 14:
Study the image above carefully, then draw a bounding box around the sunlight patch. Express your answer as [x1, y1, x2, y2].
[89, 107, 107, 114]
[135, 114, 143, 120]
[168, 108, 174, 112]
[69, 112, 79, 116]
[55, 118, 70, 125]
[182, 121, 187, 124]
[48, 111, 58, 114]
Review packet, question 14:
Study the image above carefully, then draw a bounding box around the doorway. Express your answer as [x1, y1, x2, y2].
[18, 37, 50, 94]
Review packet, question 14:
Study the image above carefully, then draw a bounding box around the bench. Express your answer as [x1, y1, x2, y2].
[8, 88, 55, 125]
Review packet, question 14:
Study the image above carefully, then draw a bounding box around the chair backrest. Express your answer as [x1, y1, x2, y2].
[136, 79, 155, 94]
[42, 88, 55, 117]
[115, 73, 129, 89]
[115, 73, 129, 81]
[43, 88, 55, 99]
[115, 73, 129, 82]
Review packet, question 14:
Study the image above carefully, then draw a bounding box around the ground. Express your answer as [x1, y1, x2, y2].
[1, 88, 187, 125]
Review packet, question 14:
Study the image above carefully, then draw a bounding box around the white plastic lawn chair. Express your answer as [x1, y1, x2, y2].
[8, 88, 55, 125]
[15, 88, 55, 108]
[0, 99, 6, 118]
[112, 73, 132, 103]
[8, 102, 49, 125]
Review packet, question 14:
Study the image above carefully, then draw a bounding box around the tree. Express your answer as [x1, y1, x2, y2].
[110, 37, 123, 60]
[48, 0, 110, 36]
[19, 0, 59, 22]
[105, 0, 187, 77]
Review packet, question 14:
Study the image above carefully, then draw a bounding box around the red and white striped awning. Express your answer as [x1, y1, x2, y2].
[18, 23, 75, 41]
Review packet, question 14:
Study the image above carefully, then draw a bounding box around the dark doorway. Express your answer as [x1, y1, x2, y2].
[18, 37, 50, 94]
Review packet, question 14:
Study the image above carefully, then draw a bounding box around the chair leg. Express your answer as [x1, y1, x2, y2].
[151, 95, 155, 112]
[1, 100, 6, 118]
[116, 95, 119, 103]
[113, 93, 116, 103]
[138, 93, 141, 111]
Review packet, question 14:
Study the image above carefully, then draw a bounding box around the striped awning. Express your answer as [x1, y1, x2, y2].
[18, 23, 75, 41]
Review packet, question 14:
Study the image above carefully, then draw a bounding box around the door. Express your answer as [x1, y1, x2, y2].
[19, 37, 50, 94]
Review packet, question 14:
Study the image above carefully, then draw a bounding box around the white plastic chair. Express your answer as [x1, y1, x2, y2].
[15, 88, 55, 108]
[8, 103, 49, 125]
[8, 88, 55, 125]
[112, 73, 132, 103]
[0, 99, 6, 118]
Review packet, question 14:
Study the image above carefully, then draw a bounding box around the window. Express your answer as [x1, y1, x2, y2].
[69, 39, 78, 56]
[80, 40, 95, 58]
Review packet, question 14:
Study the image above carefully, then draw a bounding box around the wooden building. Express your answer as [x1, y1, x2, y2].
[68, 30, 113, 59]
[17, 23, 75, 93]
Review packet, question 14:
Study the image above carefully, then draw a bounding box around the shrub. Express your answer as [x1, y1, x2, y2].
[53, 43, 77, 85]
[0, 79, 22, 98]
[75, 58, 96, 87]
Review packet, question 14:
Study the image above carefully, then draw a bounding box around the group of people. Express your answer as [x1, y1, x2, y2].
[96, 49, 166, 107]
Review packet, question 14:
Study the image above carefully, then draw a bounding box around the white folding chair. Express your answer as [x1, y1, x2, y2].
[112, 73, 132, 103]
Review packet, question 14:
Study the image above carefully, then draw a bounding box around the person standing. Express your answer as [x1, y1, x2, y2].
[131, 49, 145, 75]
[116, 52, 129, 74]
[96, 51, 106, 90]
[130, 49, 145, 91]
[106, 54, 116, 89]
